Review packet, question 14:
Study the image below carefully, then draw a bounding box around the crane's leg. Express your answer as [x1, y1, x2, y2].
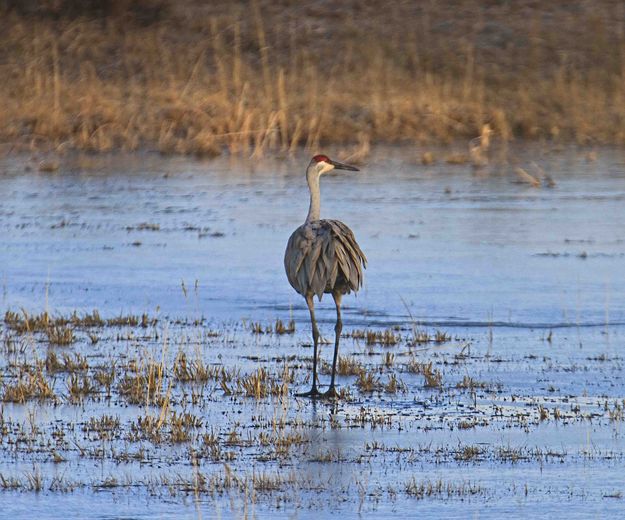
[323, 292, 342, 399]
[296, 294, 321, 398]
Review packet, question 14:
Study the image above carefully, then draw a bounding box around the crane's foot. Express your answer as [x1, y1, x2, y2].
[296, 387, 322, 398]
[321, 386, 339, 399]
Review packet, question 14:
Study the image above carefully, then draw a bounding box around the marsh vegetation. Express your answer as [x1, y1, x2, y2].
[2, 1, 625, 157]
[0, 305, 624, 517]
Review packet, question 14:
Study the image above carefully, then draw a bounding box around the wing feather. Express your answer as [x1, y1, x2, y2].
[284, 219, 366, 299]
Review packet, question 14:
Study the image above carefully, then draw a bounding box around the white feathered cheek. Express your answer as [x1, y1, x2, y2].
[318, 162, 335, 175]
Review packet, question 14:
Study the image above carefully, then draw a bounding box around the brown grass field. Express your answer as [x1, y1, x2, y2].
[1, 0, 625, 156]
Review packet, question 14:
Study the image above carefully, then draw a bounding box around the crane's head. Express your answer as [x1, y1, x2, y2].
[308, 154, 359, 177]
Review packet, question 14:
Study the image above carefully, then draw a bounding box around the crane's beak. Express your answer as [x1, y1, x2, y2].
[329, 159, 359, 171]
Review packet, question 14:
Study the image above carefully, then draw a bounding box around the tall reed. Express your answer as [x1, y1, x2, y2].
[1, 1, 624, 156]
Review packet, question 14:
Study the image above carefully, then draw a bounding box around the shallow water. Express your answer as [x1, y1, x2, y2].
[1, 146, 625, 518]
[2, 146, 625, 328]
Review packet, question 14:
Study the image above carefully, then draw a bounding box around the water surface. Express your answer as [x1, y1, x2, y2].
[1, 146, 624, 519]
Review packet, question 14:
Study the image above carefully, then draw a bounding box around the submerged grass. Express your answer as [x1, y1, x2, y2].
[2, 1, 625, 158]
[2, 369, 56, 403]
[407, 360, 443, 389]
[0, 304, 624, 514]
[4, 310, 156, 334]
[405, 478, 483, 499]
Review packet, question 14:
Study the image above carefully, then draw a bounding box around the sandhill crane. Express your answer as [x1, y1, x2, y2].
[284, 155, 367, 398]
[469, 123, 492, 167]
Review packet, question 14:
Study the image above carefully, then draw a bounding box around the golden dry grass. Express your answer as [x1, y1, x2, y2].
[1, 0, 625, 156]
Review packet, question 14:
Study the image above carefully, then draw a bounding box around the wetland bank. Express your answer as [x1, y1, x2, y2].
[1, 147, 625, 518]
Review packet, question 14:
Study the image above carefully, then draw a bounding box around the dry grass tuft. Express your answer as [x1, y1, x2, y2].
[405, 477, 483, 499]
[350, 327, 400, 346]
[355, 370, 384, 393]
[118, 359, 166, 405]
[456, 376, 489, 390]
[172, 351, 210, 383]
[321, 355, 363, 377]
[250, 319, 295, 335]
[231, 365, 291, 399]
[2, 369, 55, 403]
[407, 360, 443, 389]
[67, 374, 96, 402]
[409, 328, 451, 346]
[365, 329, 400, 347]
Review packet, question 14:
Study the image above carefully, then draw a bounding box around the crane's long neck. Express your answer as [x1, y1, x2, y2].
[305, 171, 321, 223]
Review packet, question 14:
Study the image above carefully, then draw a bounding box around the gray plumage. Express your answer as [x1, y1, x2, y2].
[284, 155, 366, 399]
[285, 219, 366, 300]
